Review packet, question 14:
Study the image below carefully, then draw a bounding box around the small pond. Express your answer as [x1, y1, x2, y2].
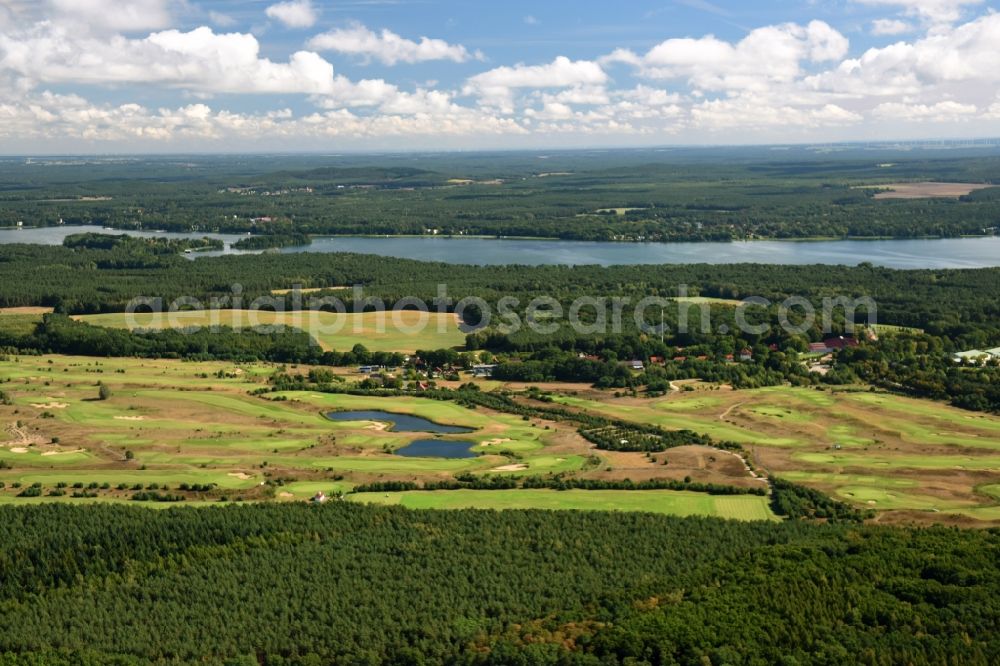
[395, 439, 479, 459]
[325, 410, 474, 434]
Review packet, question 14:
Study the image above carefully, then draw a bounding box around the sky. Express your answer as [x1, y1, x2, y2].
[0, 0, 999, 153]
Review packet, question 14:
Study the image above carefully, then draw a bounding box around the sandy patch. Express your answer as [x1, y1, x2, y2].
[114, 415, 146, 421]
[41, 449, 84, 456]
[31, 402, 68, 409]
[492, 463, 528, 472]
[868, 182, 992, 200]
[365, 422, 389, 431]
[228, 472, 252, 480]
[480, 438, 512, 447]
[278, 492, 295, 498]
[271, 287, 348, 295]
[9, 447, 28, 453]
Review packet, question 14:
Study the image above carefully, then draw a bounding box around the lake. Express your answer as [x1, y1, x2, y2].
[325, 410, 474, 434]
[3, 225, 999, 269]
[395, 439, 479, 459]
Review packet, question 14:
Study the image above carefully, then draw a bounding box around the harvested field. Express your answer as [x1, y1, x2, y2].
[868, 182, 993, 199]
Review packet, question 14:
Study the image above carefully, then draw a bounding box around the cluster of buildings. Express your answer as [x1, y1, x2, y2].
[808, 336, 861, 354]
[219, 186, 314, 196]
[614, 347, 759, 371]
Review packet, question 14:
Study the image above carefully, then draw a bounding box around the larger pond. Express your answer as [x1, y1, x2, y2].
[3, 224, 1000, 268]
[325, 410, 474, 434]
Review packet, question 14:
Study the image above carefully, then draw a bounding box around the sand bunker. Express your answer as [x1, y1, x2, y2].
[114, 416, 146, 421]
[41, 449, 84, 456]
[365, 422, 389, 431]
[491, 464, 528, 472]
[31, 402, 68, 409]
[9, 447, 28, 453]
[480, 438, 512, 447]
[228, 472, 253, 480]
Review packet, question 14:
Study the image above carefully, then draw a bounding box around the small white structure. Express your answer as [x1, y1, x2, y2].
[311, 491, 328, 504]
[953, 348, 1000, 364]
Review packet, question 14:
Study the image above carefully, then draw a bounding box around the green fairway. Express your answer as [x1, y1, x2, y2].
[551, 394, 803, 446]
[0, 469, 261, 489]
[780, 471, 917, 488]
[75, 310, 465, 353]
[793, 451, 1000, 470]
[348, 489, 779, 520]
[835, 486, 976, 511]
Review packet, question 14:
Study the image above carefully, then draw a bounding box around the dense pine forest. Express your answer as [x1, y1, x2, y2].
[0, 503, 996, 665]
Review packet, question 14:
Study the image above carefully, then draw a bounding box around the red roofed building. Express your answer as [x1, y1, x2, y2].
[810, 337, 860, 354]
[824, 336, 859, 350]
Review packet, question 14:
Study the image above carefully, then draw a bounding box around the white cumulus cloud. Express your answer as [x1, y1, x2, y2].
[47, 0, 174, 32]
[464, 56, 608, 109]
[854, 0, 983, 25]
[872, 100, 979, 121]
[307, 23, 481, 65]
[265, 0, 317, 29]
[605, 21, 849, 93]
[871, 18, 914, 35]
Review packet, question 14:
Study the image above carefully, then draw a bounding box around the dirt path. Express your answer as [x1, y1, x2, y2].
[719, 402, 744, 422]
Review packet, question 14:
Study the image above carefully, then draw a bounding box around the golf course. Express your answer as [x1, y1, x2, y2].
[2, 352, 1000, 523]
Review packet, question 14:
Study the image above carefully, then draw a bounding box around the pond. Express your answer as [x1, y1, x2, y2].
[395, 439, 479, 459]
[325, 410, 474, 434]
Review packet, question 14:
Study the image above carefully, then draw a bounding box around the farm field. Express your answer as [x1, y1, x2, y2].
[0, 308, 48, 337]
[545, 384, 1000, 521]
[867, 182, 993, 199]
[349, 489, 778, 520]
[73, 310, 465, 353]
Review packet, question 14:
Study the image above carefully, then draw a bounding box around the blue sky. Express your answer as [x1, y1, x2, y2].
[0, 0, 998, 152]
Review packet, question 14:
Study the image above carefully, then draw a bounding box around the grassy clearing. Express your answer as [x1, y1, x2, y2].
[348, 489, 778, 520]
[75, 310, 465, 353]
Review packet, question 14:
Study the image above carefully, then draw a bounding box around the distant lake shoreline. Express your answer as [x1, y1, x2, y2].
[2, 225, 999, 269]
